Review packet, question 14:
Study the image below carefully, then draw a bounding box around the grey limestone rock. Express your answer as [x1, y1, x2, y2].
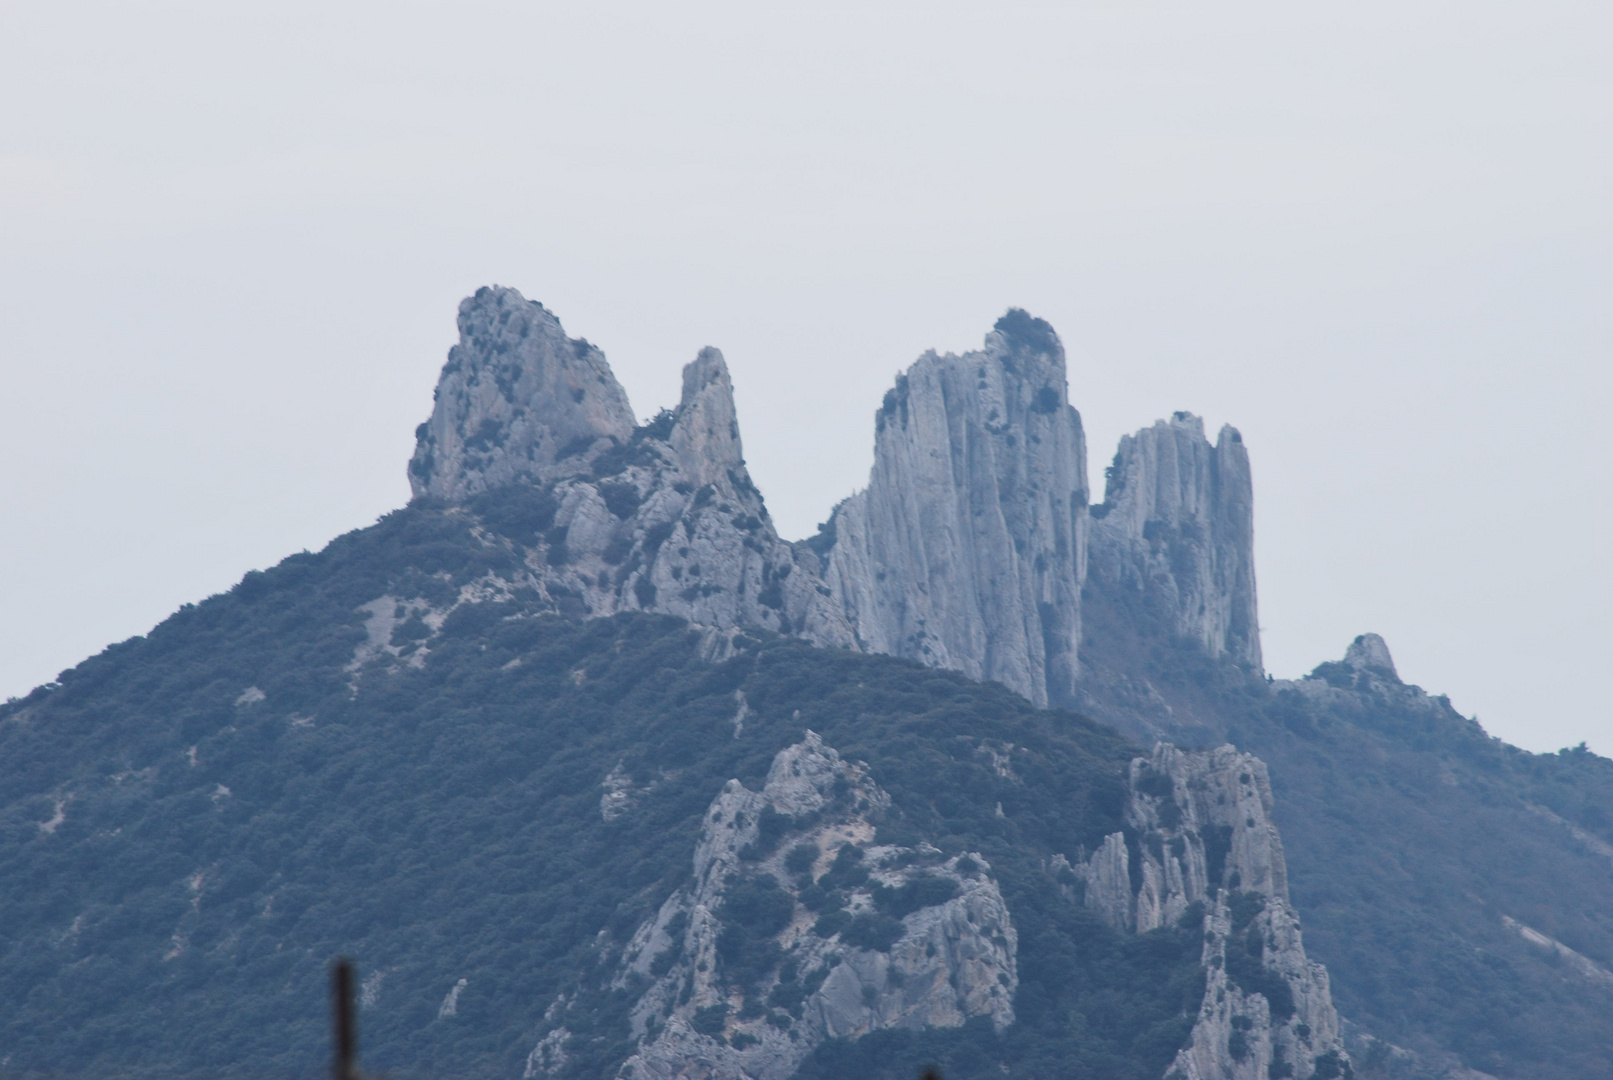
[1088, 412, 1262, 672]
[818, 310, 1089, 708]
[603, 733, 1017, 1080]
[403, 291, 1278, 705]
[1343, 633, 1398, 681]
[1080, 743, 1348, 1080]
[409, 286, 636, 500]
[397, 286, 855, 653]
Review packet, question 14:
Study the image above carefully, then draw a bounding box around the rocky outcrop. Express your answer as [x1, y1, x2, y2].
[592, 733, 1016, 1080]
[402, 291, 1281, 700]
[1087, 413, 1262, 672]
[1081, 744, 1349, 1080]
[816, 310, 1089, 708]
[1281, 636, 1451, 715]
[1343, 633, 1397, 681]
[396, 286, 855, 653]
[409, 286, 636, 500]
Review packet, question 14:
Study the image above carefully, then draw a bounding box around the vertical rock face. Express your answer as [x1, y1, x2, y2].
[588, 733, 1016, 1080]
[1087, 413, 1262, 672]
[817, 310, 1089, 708]
[403, 290, 1273, 699]
[409, 286, 637, 500]
[395, 286, 855, 653]
[1081, 744, 1349, 1080]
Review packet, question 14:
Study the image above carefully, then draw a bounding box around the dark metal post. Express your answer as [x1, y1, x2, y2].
[332, 957, 357, 1080]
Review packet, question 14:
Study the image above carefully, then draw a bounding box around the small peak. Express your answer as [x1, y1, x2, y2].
[1343, 634, 1399, 680]
[1168, 411, 1207, 438]
[669, 346, 743, 486]
[1216, 423, 1244, 447]
[990, 308, 1062, 358]
[408, 286, 635, 501]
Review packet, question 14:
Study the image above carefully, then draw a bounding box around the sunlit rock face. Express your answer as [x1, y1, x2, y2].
[1087, 412, 1263, 673]
[406, 291, 1274, 702]
[816, 310, 1090, 708]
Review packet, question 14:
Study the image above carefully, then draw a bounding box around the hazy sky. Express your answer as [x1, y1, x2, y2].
[3, 2, 1608, 753]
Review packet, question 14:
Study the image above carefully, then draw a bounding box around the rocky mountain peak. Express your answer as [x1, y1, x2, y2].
[668, 347, 744, 488]
[1086, 412, 1262, 672]
[392, 289, 857, 656]
[1343, 633, 1398, 681]
[409, 285, 636, 501]
[818, 310, 1089, 708]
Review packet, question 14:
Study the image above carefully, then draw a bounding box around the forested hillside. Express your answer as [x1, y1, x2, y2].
[0, 498, 1203, 1080]
[1082, 588, 1613, 1079]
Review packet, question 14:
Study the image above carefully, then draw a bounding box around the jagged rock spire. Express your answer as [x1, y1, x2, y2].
[399, 288, 855, 652]
[1087, 412, 1263, 672]
[668, 347, 743, 488]
[408, 285, 636, 501]
[817, 309, 1090, 709]
[1082, 744, 1349, 1080]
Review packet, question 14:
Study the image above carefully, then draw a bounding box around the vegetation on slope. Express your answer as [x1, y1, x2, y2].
[0, 496, 1201, 1080]
[1083, 583, 1613, 1080]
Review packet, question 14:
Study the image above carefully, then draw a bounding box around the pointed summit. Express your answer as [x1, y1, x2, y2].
[668, 347, 743, 488]
[408, 285, 636, 501]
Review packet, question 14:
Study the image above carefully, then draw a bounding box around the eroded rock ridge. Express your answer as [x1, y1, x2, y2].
[815, 310, 1089, 708]
[1081, 744, 1348, 1080]
[1088, 412, 1262, 672]
[546, 733, 1018, 1080]
[402, 288, 1268, 695]
[399, 286, 854, 654]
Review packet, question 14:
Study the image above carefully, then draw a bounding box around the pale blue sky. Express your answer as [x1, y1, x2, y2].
[2, 1, 1608, 752]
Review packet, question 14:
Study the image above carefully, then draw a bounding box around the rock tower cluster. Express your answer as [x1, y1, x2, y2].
[405, 285, 1262, 696]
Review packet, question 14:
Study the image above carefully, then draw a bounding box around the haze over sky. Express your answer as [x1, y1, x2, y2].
[2, 2, 1608, 753]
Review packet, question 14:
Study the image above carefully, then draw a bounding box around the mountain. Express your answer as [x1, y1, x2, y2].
[4, 285, 1611, 1080]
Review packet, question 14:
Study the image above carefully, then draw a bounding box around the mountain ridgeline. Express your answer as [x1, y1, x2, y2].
[4, 285, 1613, 1080]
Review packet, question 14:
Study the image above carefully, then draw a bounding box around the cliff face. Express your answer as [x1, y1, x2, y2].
[571, 734, 1017, 1080]
[409, 286, 637, 500]
[406, 291, 1270, 700]
[398, 286, 854, 653]
[1083, 744, 1348, 1080]
[817, 310, 1089, 708]
[1087, 413, 1262, 673]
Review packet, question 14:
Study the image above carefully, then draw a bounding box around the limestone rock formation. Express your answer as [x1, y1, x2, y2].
[816, 310, 1089, 708]
[1343, 633, 1398, 681]
[403, 290, 1279, 704]
[595, 733, 1017, 1080]
[409, 286, 637, 500]
[1087, 412, 1262, 672]
[1080, 744, 1348, 1080]
[395, 286, 855, 654]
